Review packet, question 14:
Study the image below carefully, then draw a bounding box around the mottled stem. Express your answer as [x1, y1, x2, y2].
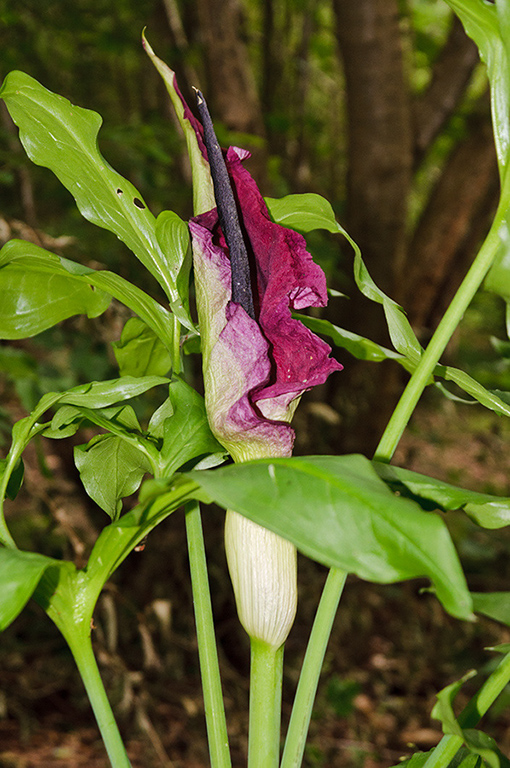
[195, 89, 255, 319]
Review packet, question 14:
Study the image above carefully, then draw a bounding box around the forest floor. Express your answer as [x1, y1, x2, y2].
[2, 394, 510, 768]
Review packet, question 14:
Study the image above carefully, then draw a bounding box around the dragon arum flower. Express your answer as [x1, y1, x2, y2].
[145, 39, 342, 650]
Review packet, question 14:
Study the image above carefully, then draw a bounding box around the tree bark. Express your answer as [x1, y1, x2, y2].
[330, 0, 413, 455]
[334, 0, 413, 293]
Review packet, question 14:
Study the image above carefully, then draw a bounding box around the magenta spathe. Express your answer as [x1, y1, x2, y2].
[189, 144, 342, 461]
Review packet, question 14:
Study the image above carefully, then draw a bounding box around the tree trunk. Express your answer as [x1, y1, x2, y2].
[334, 0, 413, 293]
[331, 0, 413, 455]
[330, 2, 499, 455]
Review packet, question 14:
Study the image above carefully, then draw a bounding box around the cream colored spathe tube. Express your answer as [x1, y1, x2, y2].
[225, 510, 297, 651]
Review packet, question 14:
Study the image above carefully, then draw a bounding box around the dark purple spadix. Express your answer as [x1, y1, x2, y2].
[194, 89, 255, 320]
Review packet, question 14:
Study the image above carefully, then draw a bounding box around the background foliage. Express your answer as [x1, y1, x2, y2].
[2, 1, 510, 766]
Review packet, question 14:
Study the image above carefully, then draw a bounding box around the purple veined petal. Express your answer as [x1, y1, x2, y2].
[223, 147, 343, 407]
[185, 98, 341, 457]
[190, 217, 294, 461]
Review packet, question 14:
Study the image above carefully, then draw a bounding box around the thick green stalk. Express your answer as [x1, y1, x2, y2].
[66, 627, 132, 768]
[185, 501, 232, 768]
[248, 640, 284, 768]
[374, 200, 508, 463]
[281, 568, 347, 768]
[422, 651, 510, 768]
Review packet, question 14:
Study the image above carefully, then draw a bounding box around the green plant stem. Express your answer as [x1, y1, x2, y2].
[248, 639, 284, 768]
[172, 314, 181, 374]
[66, 627, 132, 768]
[281, 568, 347, 768]
[185, 501, 232, 768]
[422, 651, 510, 768]
[374, 201, 508, 463]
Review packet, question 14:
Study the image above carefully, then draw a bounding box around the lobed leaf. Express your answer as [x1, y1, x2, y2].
[265, 193, 342, 234]
[388, 751, 437, 768]
[56, 375, 169, 409]
[187, 454, 473, 620]
[266, 193, 423, 363]
[84, 475, 200, 589]
[0, 244, 110, 338]
[374, 462, 510, 529]
[0, 71, 193, 329]
[294, 313, 410, 365]
[0, 376, 168, 543]
[432, 672, 477, 738]
[267, 194, 510, 420]
[0, 239, 176, 351]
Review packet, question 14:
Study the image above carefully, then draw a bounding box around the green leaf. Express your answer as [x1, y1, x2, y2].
[374, 462, 510, 529]
[434, 362, 510, 419]
[187, 454, 473, 620]
[41, 405, 86, 440]
[155, 210, 190, 281]
[388, 751, 437, 768]
[155, 210, 193, 325]
[489, 643, 510, 653]
[389, 748, 479, 768]
[445, 0, 508, 173]
[0, 246, 110, 339]
[0, 459, 24, 500]
[299, 291, 510, 419]
[112, 317, 172, 377]
[471, 592, 510, 625]
[464, 730, 510, 768]
[147, 396, 174, 439]
[456, 753, 483, 768]
[85, 474, 200, 587]
[0, 377, 167, 537]
[266, 193, 342, 233]
[151, 377, 226, 475]
[0, 548, 58, 631]
[432, 671, 477, 738]
[294, 313, 408, 364]
[485, 218, 510, 318]
[29, 476, 201, 643]
[267, 193, 423, 363]
[32, 559, 93, 645]
[75, 435, 151, 520]
[0, 239, 176, 350]
[0, 70, 189, 322]
[57, 375, 169, 409]
[29, 479, 200, 645]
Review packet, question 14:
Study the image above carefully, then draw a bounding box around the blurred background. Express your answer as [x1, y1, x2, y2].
[2, 0, 510, 766]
